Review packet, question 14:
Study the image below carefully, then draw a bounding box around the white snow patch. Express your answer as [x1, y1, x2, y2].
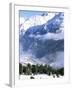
[20, 74, 63, 79]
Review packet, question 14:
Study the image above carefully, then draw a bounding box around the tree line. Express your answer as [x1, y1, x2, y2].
[19, 63, 64, 77]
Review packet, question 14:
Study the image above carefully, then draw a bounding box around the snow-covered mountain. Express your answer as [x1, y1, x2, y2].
[19, 13, 56, 31]
[19, 12, 64, 69]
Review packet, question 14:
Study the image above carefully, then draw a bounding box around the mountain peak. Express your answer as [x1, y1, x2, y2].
[20, 13, 55, 31]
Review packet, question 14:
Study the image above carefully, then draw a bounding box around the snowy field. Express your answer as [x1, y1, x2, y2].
[20, 74, 63, 80]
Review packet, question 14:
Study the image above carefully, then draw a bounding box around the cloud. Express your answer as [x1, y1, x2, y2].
[29, 31, 64, 40]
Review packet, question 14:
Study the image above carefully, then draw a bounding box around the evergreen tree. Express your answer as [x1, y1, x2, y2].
[26, 63, 32, 75]
[19, 63, 23, 74]
[38, 64, 43, 74]
[57, 68, 64, 76]
[32, 65, 36, 74]
[43, 64, 48, 74]
[47, 65, 52, 75]
[23, 66, 27, 74]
